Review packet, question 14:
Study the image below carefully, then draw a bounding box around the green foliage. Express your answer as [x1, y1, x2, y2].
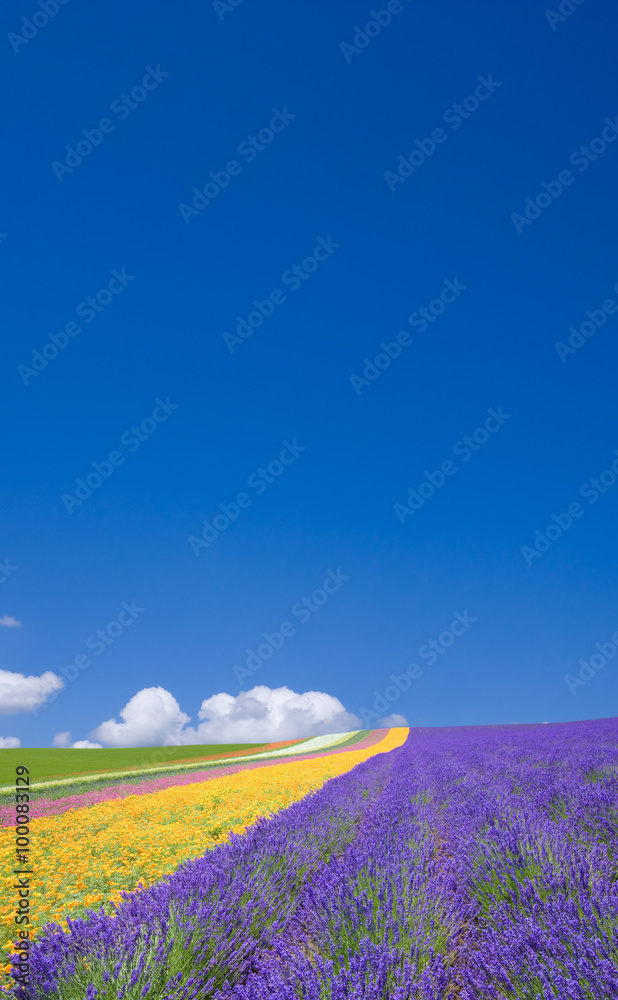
[0, 743, 267, 789]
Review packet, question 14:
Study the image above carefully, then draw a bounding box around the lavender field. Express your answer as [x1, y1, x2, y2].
[19, 719, 618, 999]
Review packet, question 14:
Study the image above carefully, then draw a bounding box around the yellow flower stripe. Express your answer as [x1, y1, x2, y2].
[0, 729, 407, 967]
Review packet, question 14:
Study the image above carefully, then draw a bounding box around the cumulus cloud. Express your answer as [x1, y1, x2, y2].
[53, 731, 102, 748]
[91, 687, 190, 748]
[0, 616, 21, 628]
[187, 686, 361, 744]
[88, 684, 361, 747]
[376, 713, 408, 728]
[0, 669, 63, 715]
[0, 736, 21, 749]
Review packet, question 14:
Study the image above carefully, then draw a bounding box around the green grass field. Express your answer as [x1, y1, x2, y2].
[0, 743, 269, 787]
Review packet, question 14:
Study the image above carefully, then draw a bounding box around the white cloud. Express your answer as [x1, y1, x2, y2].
[0, 669, 63, 715]
[0, 616, 22, 628]
[88, 684, 361, 748]
[91, 686, 190, 748]
[376, 713, 408, 728]
[0, 736, 21, 749]
[188, 686, 361, 744]
[53, 731, 103, 749]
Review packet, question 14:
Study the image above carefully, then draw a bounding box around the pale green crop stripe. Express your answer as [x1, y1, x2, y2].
[0, 730, 362, 793]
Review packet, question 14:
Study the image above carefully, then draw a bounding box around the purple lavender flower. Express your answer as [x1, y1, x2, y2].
[17, 718, 618, 999]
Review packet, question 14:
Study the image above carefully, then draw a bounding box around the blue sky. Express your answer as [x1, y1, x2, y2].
[2, 0, 618, 748]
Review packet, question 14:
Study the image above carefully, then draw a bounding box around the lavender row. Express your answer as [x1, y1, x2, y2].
[221, 720, 618, 998]
[17, 719, 618, 998]
[226, 739, 459, 998]
[17, 746, 398, 1000]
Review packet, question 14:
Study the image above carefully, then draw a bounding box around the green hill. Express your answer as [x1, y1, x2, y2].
[0, 742, 267, 788]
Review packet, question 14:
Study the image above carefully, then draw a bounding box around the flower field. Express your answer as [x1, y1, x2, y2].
[0, 731, 374, 822]
[5, 719, 618, 998]
[0, 733, 365, 797]
[0, 729, 403, 988]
